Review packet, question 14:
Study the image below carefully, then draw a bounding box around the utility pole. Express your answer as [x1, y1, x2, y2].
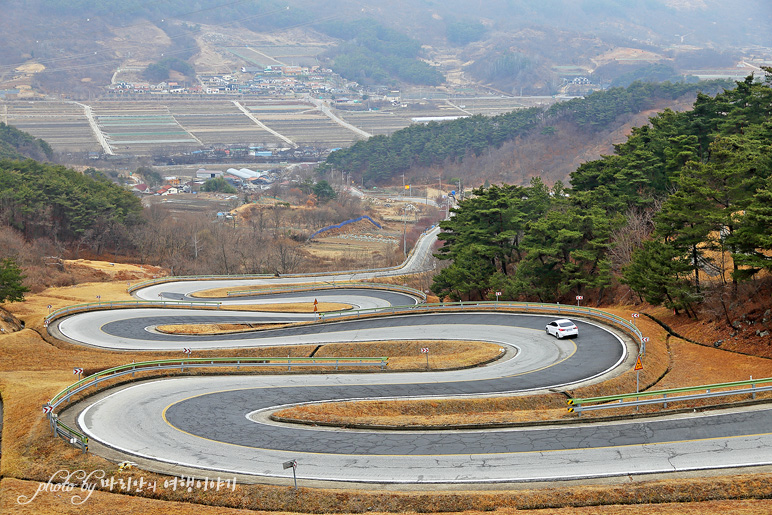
[402, 204, 407, 257]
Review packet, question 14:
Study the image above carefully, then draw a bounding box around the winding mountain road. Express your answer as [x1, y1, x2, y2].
[54, 227, 772, 485]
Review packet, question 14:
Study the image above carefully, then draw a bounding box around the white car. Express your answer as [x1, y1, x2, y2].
[546, 319, 578, 339]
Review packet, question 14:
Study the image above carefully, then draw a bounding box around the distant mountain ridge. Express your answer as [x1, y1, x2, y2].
[0, 0, 767, 96]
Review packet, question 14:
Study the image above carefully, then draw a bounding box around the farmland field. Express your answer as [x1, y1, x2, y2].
[168, 102, 285, 147]
[335, 110, 412, 135]
[4, 101, 99, 152]
[0, 96, 550, 156]
[245, 102, 359, 147]
[93, 102, 200, 153]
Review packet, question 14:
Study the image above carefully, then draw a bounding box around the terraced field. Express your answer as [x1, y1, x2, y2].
[245, 102, 358, 147]
[93, 102, 200, 153]
[335, 110, 412, 135]
[0, 96, 549, 156]
[4, 101, 99, 152]
[447, 96, 535, 115]
[168, 102, 284, 147]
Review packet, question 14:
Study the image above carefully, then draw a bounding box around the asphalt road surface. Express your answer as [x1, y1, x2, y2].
[57, 227, 772, 484]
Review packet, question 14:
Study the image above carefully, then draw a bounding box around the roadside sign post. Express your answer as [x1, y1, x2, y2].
[641, 336, 649, 356]
[47, 304, 52, 314]
[73, 367, 83, 380]
[495, 291, 501, 307]
[282, 460, 298, 490]
[420, 347, 429, 369]
[576, 295, 583, 306]
[181, 348, 191, 371]
[96, 295, 101, 305]
[634, 355, 643, 410]
[631, 312, 639, 329]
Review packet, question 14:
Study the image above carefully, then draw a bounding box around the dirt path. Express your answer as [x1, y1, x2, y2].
[70, 101, 114, 155]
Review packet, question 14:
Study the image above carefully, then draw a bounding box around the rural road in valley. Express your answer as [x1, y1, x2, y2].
[129, 224, 441, 303]
[55, 225, 772, 484]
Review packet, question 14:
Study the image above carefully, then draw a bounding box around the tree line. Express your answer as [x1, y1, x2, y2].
[0, 148, 388, 300]
[0, 159, 143, 243]
[432, 73, 772, 319]
[325, 108, 543, 184]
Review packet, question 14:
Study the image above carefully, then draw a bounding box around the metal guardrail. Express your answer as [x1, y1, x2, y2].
[44, 356, 389, 452]
[567, 376, 772, 415]
[226, 282, 427, 302]
[45, 299, 643, 350]
[46, 414, 89, 453]
[318, 300, 643, 343]
[44, 299, 222, 327]
[44, 285, 429, 327]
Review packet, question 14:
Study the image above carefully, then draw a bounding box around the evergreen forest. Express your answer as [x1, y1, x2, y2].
[431, 72, 772, 319]
[325, 80, 731, 185]
[0, 159, 143, 244]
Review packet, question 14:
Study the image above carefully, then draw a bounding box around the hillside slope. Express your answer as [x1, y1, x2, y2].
[0, 0, 767, 95]
[0, 123, 53, 161]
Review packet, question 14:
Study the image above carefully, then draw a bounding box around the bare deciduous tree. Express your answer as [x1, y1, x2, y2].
[609, 202, 661, 272]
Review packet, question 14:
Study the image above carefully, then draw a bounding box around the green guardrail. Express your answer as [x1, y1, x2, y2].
[568, 376, 772, 407]
[44, 356, 389, 452]
[44, 299, 222, 326]
[45, 298, 645, 351]
[319, 300, 644, 343]
[48, 357, 389, 406]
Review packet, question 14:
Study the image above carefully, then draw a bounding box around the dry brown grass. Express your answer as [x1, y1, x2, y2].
[4, 471, 772, 514]
[1, 478, 261, 515]
[3, 262, 772, 513]
[162, 302, 350, 315]
[273, 394, 569, 427]
[314, 340, 503, 370]
[238, 302, 351, 313]
[5, 475, 772, 515]
[156, 323, 293, 335]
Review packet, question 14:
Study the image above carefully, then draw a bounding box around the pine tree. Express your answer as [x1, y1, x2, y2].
[731, 175, 772, 275]
[0, 258, 29, 303]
